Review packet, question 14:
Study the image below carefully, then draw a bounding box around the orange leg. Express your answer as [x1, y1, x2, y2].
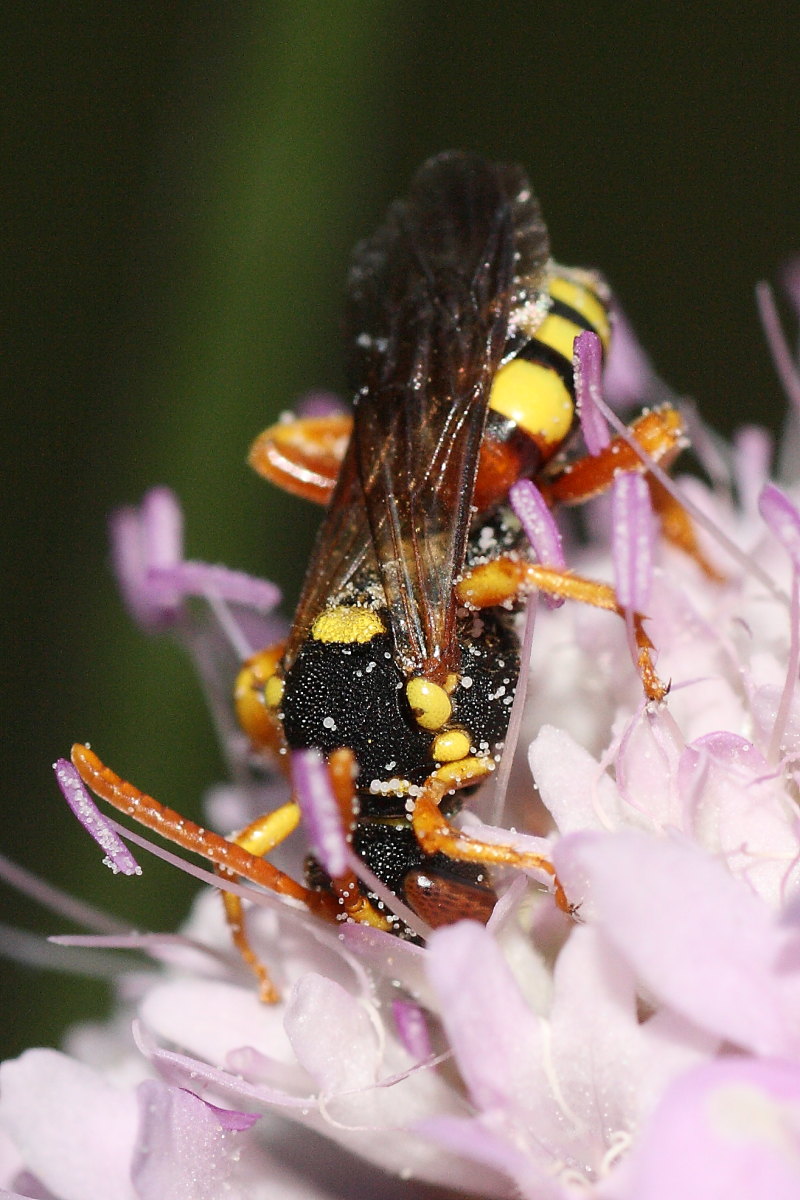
[323, 749, 392, 931]
[411, 776, 570, 912]
[647, 476, 725, 582]
[220, 800, 304, 1002]
[234, 641, 288, 759]
[541, 406, 717, 581]
[71, 745, 339, 1002]
[541, 407, 686, 506]
[248, 414, 351, 505]
[456, 558, 666, 702]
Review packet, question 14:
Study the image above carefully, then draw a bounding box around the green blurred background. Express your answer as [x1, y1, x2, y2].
[2, 2, 797, 1059]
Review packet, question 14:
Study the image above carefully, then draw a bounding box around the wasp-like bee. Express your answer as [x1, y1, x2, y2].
[74, 153, 685, 998]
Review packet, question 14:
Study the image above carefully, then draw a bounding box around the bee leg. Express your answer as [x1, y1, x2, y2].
[541, 406, 686, 506]
[70, 745, 338, 1002]
[234, 641, 289, 758]
[646, 476, 725, 581]
[321, 749, 393, 932]
[456, 559, 667, 702]
[248, 413, 353, 505]
[541, 406, 719, 579]
[220, 800, 304, 1003]
[410, 776, 570, 913]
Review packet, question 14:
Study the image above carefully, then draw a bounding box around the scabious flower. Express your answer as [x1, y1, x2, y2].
[3, 277, 800, 1200]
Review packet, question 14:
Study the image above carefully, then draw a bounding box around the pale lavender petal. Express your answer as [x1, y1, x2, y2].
[53, 759, 141, 876]
[187, 1096, 260, 1131]
[291, 749, 349, 879]
[760, 484, 800, 568]
[547, 925, 644, 1136]
[0, 1180, 54, 1200]
[733, 425, 774, 519]
[420, 1115, 562, 1200]
[426, 922, 543, 1132]
[338, 922, 430, 999]
[284, 973, 380, 1093]
[391, 1000, 432, 1060]
[0, 1050, 139, 1200]
[150, 562, 280, 613]
[132, 1080, 238, 1200]
[509, 479, 565, 568]
[556, 832, 800, 1057]
[623, 1058, 800, 1200]
[509, 481, 564, 611]
[138, 979, 301, 1078]
[574, 330, 610, 453]
[611, 472, 654, 610]
[528, 724, 625, 834]
[110, 487, 184, 630]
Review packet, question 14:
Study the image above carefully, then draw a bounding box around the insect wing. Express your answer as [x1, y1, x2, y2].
[286, 154, 549, 677]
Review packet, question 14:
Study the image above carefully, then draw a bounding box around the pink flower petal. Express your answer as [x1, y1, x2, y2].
[132, 1080, 239, 1199]
[391, 1000, 432, 1061]
[0, 1050, 138, 1200]
[295, 389, 347, 418]
[602, 301, 664, 409]
[612, 471, 654, 611]
[574, 330, 610, 453]
[283, 974, 380, 1094]
[733, 425, 774, 520]
[420, 1115, 563, 1200]
[426, 922, 543, 1133]
[623, 1058, 800, 1200]
[556, 832, 800, 1058]
[150, 562, 280, 613]
[509, 480, 564, 609]
[291, 750, 349, 879]
[756, 281, 800, 417]
[198, 1097, 260, 1132]
[760, 484, 800, 568]
[528, 725, 625, 834]
[53, 759, 141, 876]
[110, 487, 184, 630]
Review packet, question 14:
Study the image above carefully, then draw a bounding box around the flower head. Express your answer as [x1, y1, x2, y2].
[4, 272, 800, 1199]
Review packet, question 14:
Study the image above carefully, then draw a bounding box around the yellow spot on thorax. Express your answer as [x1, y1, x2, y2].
[311, 606, 386, 644]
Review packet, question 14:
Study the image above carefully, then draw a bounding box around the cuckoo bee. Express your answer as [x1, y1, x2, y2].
[74, 153, 685, 997]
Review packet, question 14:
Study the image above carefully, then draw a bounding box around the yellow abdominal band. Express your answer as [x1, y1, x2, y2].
[489, 268, 610, 456]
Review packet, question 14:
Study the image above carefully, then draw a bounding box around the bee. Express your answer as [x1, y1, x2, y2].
[73, 152, 686, 999]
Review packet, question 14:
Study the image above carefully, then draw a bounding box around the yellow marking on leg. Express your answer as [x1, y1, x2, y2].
[223, 801, 304, 1002]
[232, 802, 301, 856]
